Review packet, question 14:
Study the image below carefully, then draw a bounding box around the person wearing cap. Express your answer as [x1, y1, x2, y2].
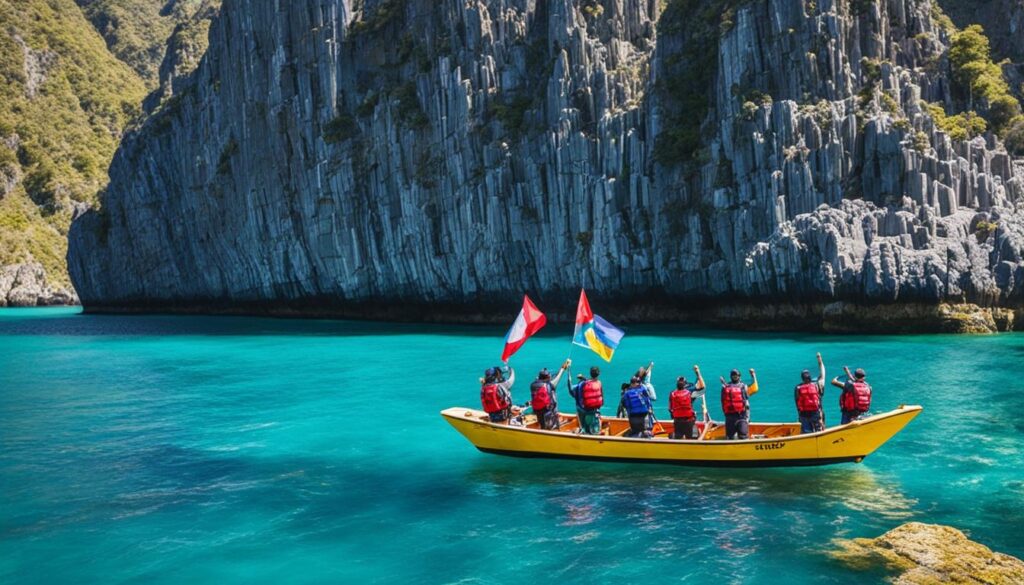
[719, 368, 758, 440]
[794, 353, 827, 433]
[618, 376, 654, 438]
[530, 359, 571, 430]
[831, 366, 873, 424]
[568, 366, 604, 435]
[480, 365, 516, 423]
[669, 365, 706, 439]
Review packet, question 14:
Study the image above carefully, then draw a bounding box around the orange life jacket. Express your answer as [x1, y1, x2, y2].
[669, 389, 695, 419]
[796, 382, 821, 412]
[581, 380, 603, 410]
[481, 383, 509, 414]
[840, 380, 871, 412]
[722, 383, 746, 415]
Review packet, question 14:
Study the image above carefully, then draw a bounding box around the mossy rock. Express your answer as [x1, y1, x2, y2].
[831, 522, 1024, 584]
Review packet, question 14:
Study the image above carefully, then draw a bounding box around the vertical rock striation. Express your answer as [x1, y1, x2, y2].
[67, 0, 1024, 329]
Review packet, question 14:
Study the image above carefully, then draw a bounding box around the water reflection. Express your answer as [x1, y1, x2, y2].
[466, 459, 916, 521]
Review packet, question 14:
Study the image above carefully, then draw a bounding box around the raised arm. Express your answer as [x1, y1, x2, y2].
[550, 359, 571, 387]
[694, 365, 706, 390]
[642, 362, 654, 383]
[817, 353, 826, 392]
[747, 368, 759, 396]
[499, 367, 516, 391]
[830, 376, 846, 389]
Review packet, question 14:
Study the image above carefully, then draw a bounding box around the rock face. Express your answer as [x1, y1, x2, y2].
[67, 0, 1024, 328]
[831, 522, 1024, 584]
[0, 264, 79, 307]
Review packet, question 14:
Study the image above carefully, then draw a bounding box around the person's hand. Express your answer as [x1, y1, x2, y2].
[693, 364, 700, 373]
[816, 352, 822, 362]
[749, 368, 756, 376]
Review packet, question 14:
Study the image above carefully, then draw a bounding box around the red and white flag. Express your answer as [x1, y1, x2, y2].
[501, 295, 547, 362]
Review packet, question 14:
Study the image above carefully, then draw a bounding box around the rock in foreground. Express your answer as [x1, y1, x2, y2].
[832, 522, 1024, 584]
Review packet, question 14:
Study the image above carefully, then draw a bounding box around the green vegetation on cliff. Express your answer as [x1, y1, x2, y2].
[76, 0, 217, 88]
[948, 24, 1020, 132]
[0, 0, 147, 286]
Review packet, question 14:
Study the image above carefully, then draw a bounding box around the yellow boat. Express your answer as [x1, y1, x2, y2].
[440, 405, 922, 467]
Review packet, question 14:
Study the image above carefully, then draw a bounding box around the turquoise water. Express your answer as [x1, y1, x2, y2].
[1, 307, 1022, 583]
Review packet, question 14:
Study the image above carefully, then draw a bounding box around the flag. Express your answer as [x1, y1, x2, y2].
[501, 295, 547, 361]
[572, 289, 625, 362]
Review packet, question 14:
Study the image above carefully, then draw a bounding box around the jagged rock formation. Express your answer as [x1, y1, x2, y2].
[67, 0, 1024, 330]
[831, 522, 1024, 583]
[0, 264, 78, 307]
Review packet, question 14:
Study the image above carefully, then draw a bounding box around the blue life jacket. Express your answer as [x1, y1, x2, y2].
[623, 387, 650, 416]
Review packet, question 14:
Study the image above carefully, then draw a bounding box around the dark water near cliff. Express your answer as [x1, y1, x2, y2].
[1, 307, 1022, 583]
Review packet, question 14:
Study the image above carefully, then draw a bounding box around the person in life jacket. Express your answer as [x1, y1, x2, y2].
[568, 366, 604, 435]
[719, 368, 757, 440]
[530, 359, 571, 431]
[831, 366, 872, 424]
[619, 376, 654, 438]
[669, 365, 706, 439]
[794, 352, 827, 434]
[633, 362, 658, 431]
[480, 365, 516, 423]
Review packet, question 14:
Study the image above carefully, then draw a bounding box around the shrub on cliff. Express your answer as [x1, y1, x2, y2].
[1003, 116, 1024, 155]
[926, 103, 987, 141]
[948, 25, 1021, 134]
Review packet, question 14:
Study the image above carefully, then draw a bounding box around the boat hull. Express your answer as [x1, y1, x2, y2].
[440, 405, 922, 468]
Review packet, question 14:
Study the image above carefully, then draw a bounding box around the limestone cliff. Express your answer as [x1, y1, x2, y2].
[67, 0, 1024, 330]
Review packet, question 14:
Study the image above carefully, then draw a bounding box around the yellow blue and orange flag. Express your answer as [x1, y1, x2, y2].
[572, 289, 624, 362]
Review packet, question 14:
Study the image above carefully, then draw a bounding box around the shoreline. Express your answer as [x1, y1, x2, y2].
[76, 300, 1021, 334]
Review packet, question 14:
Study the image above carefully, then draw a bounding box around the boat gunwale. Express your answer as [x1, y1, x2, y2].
[440, 405, 923, 447]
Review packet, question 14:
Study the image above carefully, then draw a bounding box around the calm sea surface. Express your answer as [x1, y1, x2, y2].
[1, 307, 1022, 583]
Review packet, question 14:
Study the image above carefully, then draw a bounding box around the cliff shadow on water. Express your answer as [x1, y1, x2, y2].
[65, 0, 1024, 333]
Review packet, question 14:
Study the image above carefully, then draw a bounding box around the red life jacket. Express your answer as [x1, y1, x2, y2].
[581, 380, 603, 410]
[669, 389, 695, 419]
[722, 383, 746, 415]
[530, 380, 553, 411]
[796, 382, 821, 412]
[840, 380, 872, 412]
[481, 382, 509, 414]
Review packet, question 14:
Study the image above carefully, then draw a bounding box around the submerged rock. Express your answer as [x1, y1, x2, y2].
[832, 522, 1024, 584]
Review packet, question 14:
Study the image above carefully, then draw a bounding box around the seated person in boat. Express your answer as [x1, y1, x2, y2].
[831, 366, 872, 424]
[530, 359, 571, 430]
[568, 367, 604, 435]
[619, 377, 654, 438]
[795, 352, 827, 434]
[720, 368, 757, 440]
[669, 365, 706, 439]
[480, 366, 516, 423]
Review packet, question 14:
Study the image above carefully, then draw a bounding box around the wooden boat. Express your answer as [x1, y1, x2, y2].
[440, 405, 922, 467]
